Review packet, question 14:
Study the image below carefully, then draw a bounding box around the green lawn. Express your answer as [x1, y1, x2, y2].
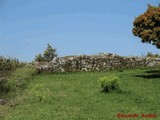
[1, 68, 160, 120]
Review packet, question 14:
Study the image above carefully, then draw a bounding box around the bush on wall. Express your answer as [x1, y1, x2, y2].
[0, 56, 23, 75]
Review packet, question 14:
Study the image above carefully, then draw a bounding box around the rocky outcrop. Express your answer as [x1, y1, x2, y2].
[35, 54, 160, 73]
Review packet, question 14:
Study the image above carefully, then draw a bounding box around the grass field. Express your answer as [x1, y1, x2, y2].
[0, 68, 160, 120]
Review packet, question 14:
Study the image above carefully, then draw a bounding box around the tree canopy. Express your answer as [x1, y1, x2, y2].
[43, 44, 57, 62]
[35, 44, 57, 62]
[132, 5, 160, 48]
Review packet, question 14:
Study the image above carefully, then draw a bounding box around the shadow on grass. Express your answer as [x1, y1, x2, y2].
[135, 69, 160, 79]
[100, 88, 131, 95]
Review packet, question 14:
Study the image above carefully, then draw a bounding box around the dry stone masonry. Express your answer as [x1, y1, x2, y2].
[35, 53, 160, 73]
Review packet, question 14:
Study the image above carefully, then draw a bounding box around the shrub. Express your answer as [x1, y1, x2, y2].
[0, 65, 36, 94]
[98, 75, 120, 93]
[34, 54, 45, 62]
[0, 56, 23, 74]
[0, 56, 26, 93]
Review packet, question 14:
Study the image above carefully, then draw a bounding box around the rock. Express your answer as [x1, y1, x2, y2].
[148, 62, 157, 67]
[60, 68, 65, 72]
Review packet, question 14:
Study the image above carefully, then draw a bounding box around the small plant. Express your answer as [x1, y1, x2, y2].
[30, 84, 49, 102]
[98, 75, 120, 93]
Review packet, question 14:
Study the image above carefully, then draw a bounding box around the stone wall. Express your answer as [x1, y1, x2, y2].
[35, 54, 160, 73]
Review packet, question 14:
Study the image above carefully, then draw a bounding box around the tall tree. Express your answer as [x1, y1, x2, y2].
[43, 43, 57, 62]
[132, 5, 160, 48]
[35, 44, 57, 62]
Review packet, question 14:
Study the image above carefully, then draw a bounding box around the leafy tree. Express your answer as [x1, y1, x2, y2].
[132, 5, 160, 48]
[34, 44, 57, 62]
[43, 44, 57, 62]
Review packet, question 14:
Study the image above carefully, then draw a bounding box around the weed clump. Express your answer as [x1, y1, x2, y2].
[30, 84, 49, 102]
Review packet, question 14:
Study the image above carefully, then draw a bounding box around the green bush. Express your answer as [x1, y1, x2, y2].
[98, 75, 120, 93]
[0, 56, 27, 94]
[0, 56, 24, 75]
[34, 54, 45, 62]
[0, 66, 36, 94]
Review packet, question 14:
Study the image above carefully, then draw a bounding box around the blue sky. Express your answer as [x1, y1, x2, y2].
[0, 0, 159, 62]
